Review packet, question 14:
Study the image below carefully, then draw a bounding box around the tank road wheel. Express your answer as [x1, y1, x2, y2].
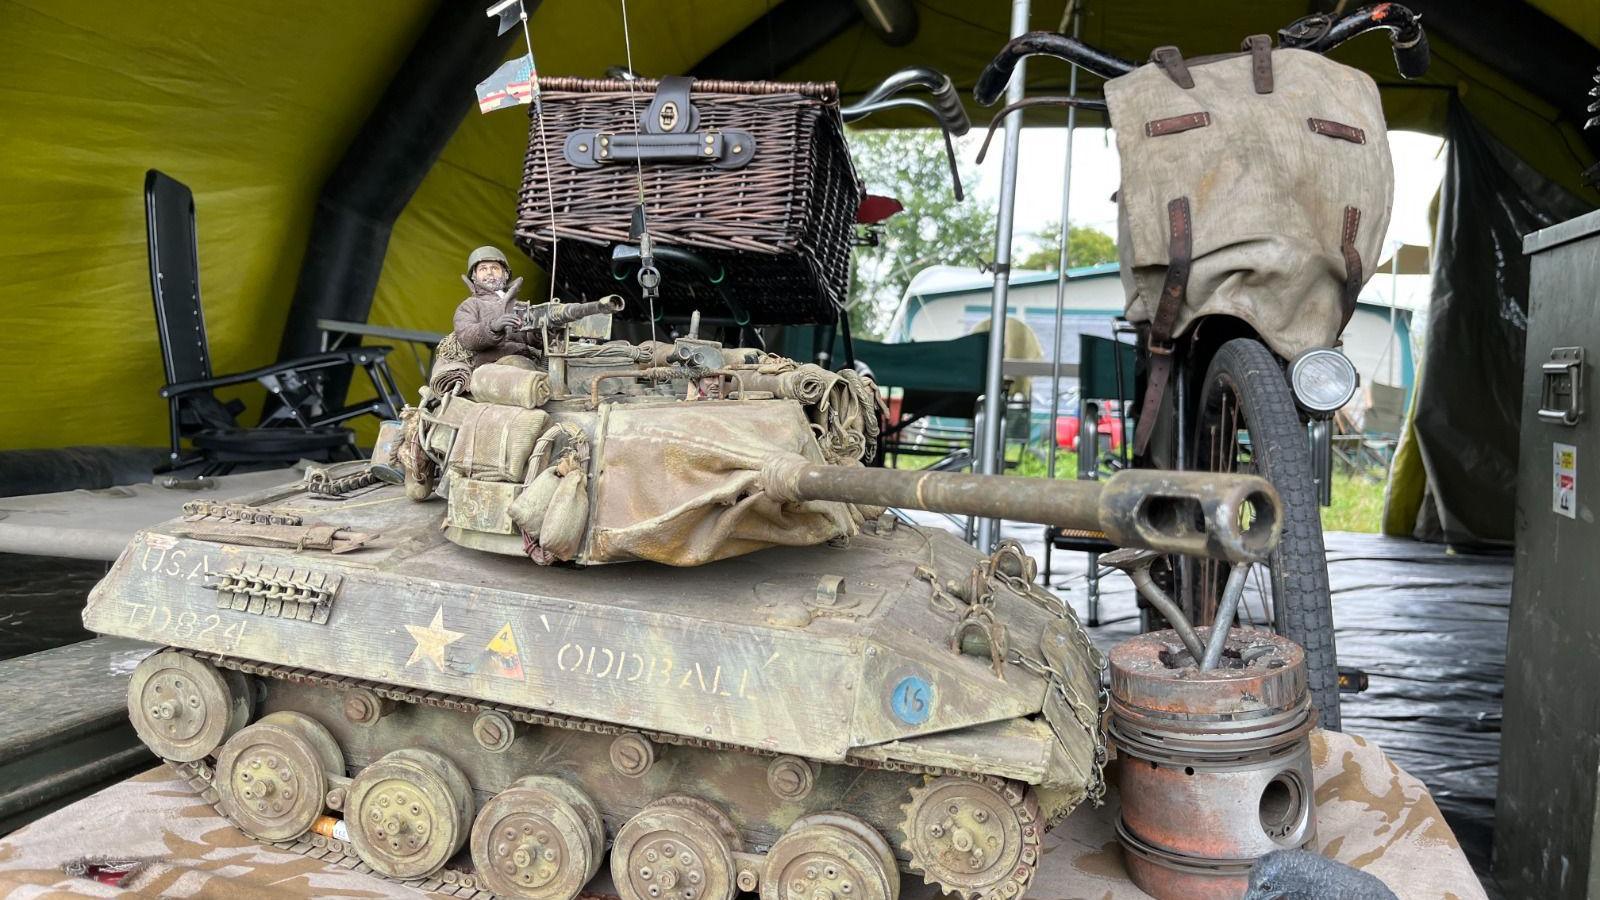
[790, 812, 899, 897]
[900, 776, 1041, 900]
[347, 748, 473, 880]
[611, 795, 741, 900]
[471, 776, 605, 900]
[215, 711, 343, 842]
[127, 651, 252, 762]
[762, 812, 900, 900]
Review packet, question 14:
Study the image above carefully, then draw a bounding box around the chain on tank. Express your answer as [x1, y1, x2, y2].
[993, 557, 1110, 818]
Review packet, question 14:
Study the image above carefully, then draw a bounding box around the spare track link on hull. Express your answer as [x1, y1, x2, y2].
[154, 648, 1046, 898]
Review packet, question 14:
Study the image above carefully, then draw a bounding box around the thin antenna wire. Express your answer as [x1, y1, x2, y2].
[518, 3, 560, 303]
[616, 0, 656, 340]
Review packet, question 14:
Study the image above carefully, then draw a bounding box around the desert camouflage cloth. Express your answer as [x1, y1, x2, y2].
[0, 730, 1482, 899]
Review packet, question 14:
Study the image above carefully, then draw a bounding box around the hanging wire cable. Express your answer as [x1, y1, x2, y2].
[617, 0, 656, 340]
[515, 4, 561, 303]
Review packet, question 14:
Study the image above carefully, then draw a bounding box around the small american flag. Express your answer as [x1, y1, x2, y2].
[476, 54, 534, 114]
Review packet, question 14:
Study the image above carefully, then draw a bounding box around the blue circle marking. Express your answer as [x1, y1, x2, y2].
[890, 675, 935, 725]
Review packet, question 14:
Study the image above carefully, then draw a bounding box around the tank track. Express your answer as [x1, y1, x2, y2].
[159, 648, 1046, 898]
[166, 756, 514, 898]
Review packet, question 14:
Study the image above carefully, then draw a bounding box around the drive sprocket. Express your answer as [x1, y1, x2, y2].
[899, 775, 1041, 900]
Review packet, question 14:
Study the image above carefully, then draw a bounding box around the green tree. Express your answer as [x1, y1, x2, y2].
[846, 129, 991, 338]
[1016, 222, 1118, 271]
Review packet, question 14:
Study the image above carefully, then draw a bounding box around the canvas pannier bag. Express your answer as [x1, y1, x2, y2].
[1105, 42, 1393, 364]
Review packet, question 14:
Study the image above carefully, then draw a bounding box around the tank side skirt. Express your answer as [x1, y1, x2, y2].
[180, 646, 986, 778]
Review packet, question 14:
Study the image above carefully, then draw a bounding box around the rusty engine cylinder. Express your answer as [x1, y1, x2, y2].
[1108, 628, 1317, 899]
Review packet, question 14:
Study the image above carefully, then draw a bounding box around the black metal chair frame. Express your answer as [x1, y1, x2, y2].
[146, 169, 405, 474]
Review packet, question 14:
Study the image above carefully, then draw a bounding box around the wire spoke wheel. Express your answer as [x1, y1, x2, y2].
[1188, 338, 1340, 730]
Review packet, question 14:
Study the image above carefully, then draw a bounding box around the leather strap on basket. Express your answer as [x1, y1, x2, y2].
[644, 76, 698, 133]
[1150, 47, 1194, 89]
[563, 76, 757, 170]
[1133, 197, 1193, 456]
[1340, 206, 1363, 324]
[1242, 35, 1274, 93]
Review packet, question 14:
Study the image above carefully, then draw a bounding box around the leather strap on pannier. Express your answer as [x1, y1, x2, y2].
[1150, 47, 1195, 89]
[1144, 112, 1211, 137]
[1308, 118, 1366, 144]
[1242, 35, 1274, 94]
[1340, 206, 1363, 324]
[1133, 197, 1193, 456]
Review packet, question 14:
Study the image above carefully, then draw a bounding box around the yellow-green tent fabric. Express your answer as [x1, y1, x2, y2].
[0, 0, 1595, 451]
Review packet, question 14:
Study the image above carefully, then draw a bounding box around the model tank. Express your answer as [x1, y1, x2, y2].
[83, 301, 1280, 900]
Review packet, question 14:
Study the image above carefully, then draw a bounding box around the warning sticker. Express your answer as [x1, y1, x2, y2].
[479, 623, 526, 680]
[1553, 442, 1577, 519]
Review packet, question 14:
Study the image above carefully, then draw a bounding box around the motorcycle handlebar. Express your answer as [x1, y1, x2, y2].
[842, 66, 971, 136]
[1278, 4, 1430, 80]
[975, 34, 1133, 104]
[974, 3, 1429, 106]
[841, 66, 971, 201]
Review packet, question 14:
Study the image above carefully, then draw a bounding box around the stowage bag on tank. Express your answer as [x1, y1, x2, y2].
[445, 405, 549, 483]
[509, 464, 561, 534]
[469, 363, 553, 408]
[539, 462, 589, 560]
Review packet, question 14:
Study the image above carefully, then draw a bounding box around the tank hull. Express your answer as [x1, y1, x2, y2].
[86, 479, 1103, 898]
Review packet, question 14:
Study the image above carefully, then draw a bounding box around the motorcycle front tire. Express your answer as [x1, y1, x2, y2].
[1190, 337, 1341, 731]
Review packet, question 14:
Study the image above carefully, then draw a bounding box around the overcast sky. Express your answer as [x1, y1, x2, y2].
[964, 126, 1447, 262]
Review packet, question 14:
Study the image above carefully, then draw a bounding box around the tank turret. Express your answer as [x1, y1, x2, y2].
[404, 301, 1279, 568]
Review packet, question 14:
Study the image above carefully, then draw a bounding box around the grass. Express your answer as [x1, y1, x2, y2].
[889, 443, 1388, 534]
[1320, 470, 1387, 534]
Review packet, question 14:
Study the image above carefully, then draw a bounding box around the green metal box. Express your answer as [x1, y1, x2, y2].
[1496, 207, 1600, 899]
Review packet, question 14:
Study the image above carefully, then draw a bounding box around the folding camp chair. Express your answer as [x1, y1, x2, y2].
[146, 169, 405, 475]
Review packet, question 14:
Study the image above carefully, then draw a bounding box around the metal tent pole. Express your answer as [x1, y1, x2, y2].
[1045, 4, 1081, 483]
[1389, 249, 1400, 385]
[976, 0, 1032, 552]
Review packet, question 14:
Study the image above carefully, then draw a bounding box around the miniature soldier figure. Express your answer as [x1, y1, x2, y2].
[452, 246, 536, 367]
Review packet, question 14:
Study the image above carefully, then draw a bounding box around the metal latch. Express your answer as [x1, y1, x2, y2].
[1538, 347, 1585, 426]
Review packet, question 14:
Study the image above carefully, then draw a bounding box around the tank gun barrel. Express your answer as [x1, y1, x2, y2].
[762, 461, 1280, 564]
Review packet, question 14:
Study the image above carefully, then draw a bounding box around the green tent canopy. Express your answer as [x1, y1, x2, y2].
[0, 0, 1595, 450]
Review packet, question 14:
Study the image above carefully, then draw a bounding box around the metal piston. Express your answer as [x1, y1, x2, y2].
[1107, 629, 1317, 900]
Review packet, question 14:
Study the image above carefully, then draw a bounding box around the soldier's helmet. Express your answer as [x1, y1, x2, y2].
[467, 245, 510, 274]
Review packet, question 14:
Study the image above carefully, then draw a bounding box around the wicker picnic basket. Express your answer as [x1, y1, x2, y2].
[514, 76, 862, 326]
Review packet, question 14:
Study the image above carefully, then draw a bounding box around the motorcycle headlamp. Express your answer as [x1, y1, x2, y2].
[1289, 349, 1359, 414]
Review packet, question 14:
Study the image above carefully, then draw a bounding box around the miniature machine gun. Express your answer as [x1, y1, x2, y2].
[520, 294, 626, 395]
